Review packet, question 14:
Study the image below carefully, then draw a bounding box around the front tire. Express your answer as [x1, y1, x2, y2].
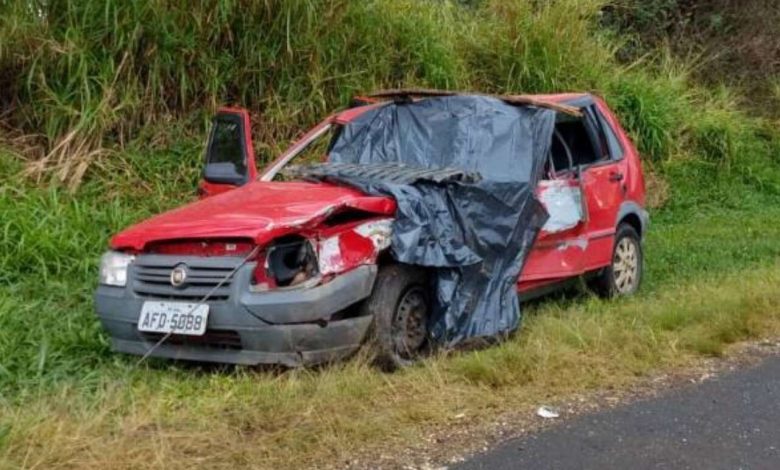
[591, 224, 643, 297]
[361, 264, 431, 371]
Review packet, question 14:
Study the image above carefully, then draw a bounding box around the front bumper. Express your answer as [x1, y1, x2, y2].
[94, 259, 377, 367]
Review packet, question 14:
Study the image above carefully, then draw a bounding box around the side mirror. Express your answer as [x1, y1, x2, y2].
[199, 108, 256, 198]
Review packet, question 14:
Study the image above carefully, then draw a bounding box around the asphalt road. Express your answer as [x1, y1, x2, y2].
[455, 355, 780, 470]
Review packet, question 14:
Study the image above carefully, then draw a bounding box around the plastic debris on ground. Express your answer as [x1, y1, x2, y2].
[536, 406, 561, 419]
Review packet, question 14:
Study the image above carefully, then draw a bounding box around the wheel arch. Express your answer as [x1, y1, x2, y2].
[616, 201, 649, 240]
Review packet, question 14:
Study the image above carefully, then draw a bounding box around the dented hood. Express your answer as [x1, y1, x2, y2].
[110, 181, 396, 250]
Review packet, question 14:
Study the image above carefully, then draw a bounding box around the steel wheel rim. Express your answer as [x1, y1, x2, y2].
[392, 287, 428, 358]
[612, 237, 639, 294]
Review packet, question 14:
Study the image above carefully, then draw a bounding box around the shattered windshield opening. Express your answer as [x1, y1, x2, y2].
[293, 125, 340, 165]
[270, 124, 344, 181]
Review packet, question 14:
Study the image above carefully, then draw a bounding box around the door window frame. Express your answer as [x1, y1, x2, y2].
[203, 113, 248, 185]
[581, 105, 624, 168]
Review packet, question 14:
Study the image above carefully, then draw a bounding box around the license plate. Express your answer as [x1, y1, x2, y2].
[138, 301, 209, 336]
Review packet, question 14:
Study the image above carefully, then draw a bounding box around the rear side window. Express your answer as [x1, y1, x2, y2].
[549, 113, 608, 171]
[593, 107, 624, 160]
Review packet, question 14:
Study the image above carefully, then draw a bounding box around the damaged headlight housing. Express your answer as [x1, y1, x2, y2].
[99, 251, 135, 287]
[251, 236, 319, 291]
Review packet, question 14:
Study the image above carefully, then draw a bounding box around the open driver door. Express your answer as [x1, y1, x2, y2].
[198, 107, 257, 198]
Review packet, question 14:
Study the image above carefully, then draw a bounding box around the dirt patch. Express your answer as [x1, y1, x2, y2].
[339, 337, 780, 469]
[642, 165, 669, 209]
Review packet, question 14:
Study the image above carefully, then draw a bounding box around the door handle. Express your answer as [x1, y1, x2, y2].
[609, 171, 624, 182]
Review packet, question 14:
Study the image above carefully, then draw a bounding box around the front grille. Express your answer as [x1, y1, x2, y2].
[139, 330, 242, 350]
[132, 255, 241, 301]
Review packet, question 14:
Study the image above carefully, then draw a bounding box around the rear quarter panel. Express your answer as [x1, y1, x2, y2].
[594, 97, 646, 207]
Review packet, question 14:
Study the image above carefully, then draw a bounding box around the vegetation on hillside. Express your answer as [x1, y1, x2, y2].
[2, 0, 778, 188]
[0, 0, 779, 467]
[603, 0, 780, 116]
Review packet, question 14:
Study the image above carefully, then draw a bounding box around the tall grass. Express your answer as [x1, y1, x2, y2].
[2, 0, 778, 191]
[0, 0, 466, 186]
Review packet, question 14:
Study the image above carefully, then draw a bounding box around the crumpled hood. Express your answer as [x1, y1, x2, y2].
[110, 181, 396, 251]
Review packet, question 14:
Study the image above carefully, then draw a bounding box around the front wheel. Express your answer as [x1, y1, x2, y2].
[360, 264, 431, 371]
[591, 224, 643, 297]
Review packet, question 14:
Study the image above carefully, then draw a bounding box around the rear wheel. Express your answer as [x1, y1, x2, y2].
[591, 224, 642, 297]
[361, 264, 431, 371]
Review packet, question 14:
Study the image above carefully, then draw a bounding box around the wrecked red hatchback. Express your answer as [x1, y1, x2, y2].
[95, 91, 647, 369]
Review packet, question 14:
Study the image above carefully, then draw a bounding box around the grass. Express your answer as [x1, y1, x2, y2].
[1, 164, 778, 467]
[1, 259, 778, 468]
[2, 0, 780, 467]
[3, 0, 777, 187]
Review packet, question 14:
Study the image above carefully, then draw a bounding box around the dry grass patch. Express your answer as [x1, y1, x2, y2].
[2, 263, 779, 469]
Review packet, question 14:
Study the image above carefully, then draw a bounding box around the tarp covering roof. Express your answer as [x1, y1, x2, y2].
[302, 95, 555, 346]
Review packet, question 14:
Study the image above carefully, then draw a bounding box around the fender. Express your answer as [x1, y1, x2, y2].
[616, 200, 650, 239]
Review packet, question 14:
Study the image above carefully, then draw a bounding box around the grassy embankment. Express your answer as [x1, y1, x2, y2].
[1, 1, 779, 467]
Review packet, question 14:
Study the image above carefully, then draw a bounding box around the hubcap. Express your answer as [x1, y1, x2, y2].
[612, 237, 639, 294]
[392, 287, 428, 358]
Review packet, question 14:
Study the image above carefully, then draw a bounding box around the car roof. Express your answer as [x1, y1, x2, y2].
[334, 89, 593, 124]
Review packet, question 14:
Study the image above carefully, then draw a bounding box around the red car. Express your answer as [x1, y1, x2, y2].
[95, 91, 647, 368]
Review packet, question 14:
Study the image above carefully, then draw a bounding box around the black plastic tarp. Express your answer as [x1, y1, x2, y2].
[304, 96, 555, 346]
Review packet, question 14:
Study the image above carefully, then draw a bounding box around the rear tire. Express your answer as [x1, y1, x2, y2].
[591, 223, 643, 297]
[361, 264, 431, 371]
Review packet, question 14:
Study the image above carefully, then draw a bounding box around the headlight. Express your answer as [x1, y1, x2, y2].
[99, 251, 135, 287]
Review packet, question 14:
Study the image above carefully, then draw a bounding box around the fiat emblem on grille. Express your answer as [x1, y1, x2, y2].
[170, 265, 188, 287]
